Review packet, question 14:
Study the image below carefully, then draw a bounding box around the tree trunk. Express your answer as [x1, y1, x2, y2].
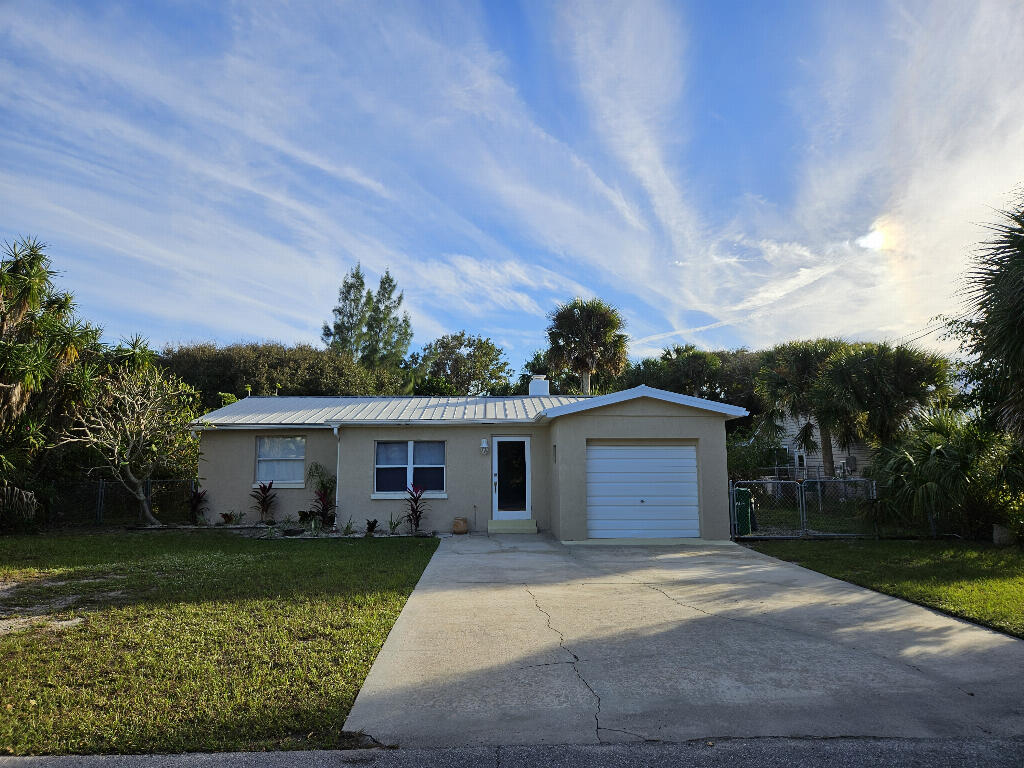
[581, 371, 592, 395]
[818, 422, 836, 477]
[133, 486, 161, 527]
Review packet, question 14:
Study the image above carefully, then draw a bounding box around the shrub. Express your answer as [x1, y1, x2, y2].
[249, 482, 277, 524]
[300, 489, 337, 529]
[405, 486, 429, 534]
[187, 488, 209, 525]
[869, 409, 1024, 538]
[0, 485, 39, 533]
[365, 519, 379, 537]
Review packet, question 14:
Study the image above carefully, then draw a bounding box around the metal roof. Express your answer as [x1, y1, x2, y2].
[198, 394, 587, 427]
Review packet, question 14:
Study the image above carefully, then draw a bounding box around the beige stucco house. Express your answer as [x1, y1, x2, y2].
[195, 378, 747, 541]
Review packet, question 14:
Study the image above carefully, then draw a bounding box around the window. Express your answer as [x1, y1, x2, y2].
[374, 441, 445, 494]
[256, 436, 305, 485]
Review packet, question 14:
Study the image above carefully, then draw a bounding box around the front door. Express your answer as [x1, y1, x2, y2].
[492, 436, 531, 520]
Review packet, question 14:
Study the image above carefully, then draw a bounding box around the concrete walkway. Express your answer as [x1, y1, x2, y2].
[343, 535, 1024, 748]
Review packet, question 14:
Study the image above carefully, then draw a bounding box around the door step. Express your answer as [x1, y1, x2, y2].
[487, 519, 538, 534]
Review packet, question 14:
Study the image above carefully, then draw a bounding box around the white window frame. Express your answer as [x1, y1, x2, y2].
[254, 435, 306, 489]
[372, 440, 447, 499]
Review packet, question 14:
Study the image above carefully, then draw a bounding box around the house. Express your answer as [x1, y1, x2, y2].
[774, 416, 872, 479]
[195, 378, 748, 541]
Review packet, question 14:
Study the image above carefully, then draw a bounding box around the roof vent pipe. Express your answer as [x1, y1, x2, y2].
[529, 375, 550, 397]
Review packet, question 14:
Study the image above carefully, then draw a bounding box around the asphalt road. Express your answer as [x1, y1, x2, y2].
[2, 739, 1023, 768]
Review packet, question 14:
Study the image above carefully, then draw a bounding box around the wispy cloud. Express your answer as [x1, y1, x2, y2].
[0, 0, 1021, 368]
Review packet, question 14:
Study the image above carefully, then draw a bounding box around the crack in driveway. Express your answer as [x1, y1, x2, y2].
[522, 584, 608, 743]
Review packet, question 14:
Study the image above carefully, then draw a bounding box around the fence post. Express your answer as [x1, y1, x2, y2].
[96, 478, 104, 526]
[798, 481, 807, 534]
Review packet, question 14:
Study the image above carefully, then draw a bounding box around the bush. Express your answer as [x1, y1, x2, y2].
[869, 409, 1024, 539]
[0, 485, 39, 533]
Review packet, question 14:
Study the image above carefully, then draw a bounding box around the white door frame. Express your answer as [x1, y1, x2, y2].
[492, 436, 531, 520]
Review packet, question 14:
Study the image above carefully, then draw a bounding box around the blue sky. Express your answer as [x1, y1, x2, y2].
[1, 1, 1023, 371]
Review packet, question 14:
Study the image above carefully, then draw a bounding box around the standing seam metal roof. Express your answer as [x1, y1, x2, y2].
[198, 395, 588, 426]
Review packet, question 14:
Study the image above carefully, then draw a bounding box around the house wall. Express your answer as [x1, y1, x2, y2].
[777, 416, 872, 477]
[199, 397, 733, 540]
[199, 428, 338, 524]
[199, 424, 552, 534]
[549, 398, 732, 541]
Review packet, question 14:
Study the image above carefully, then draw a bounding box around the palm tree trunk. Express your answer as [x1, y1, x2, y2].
[818, 422, 836, 477]
[581, 371, 592, 395]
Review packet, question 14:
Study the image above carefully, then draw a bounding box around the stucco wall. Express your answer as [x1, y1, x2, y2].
[199, 396, 732, 540]
[549, 398, 732, 541]
[199, 424, 551, 533]
[199, 428, 338, 524]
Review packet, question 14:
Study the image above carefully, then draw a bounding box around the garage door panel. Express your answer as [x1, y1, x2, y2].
[585, 481, 698, 497]
[587, 471, 697, 485]
[586, 444, 699, 539]
[585, 524, 704, 536]
[587, 507, 699, 520]
[585, 456, 696, 468]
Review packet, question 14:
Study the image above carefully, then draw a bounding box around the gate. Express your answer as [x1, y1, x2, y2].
[731, 478, 876, 538]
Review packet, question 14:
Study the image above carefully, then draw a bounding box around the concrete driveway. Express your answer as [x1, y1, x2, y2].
[343, 535, 1024, 748]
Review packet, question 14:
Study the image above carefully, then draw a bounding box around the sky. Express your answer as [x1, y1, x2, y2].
[1, 0, 1023, 370]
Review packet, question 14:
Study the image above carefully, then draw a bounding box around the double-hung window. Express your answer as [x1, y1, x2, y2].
[255, 436, 306, 486]
[374, 441, 446, 496]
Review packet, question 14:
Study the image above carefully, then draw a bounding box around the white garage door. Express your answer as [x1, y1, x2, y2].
[586, 444, 699, 538]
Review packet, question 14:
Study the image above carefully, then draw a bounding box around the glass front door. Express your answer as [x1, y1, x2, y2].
[492, 437, 531, 520]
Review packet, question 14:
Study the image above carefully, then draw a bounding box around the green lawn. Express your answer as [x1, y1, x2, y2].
[748, 539, 1024, 638]
[0, 531, 438, 755]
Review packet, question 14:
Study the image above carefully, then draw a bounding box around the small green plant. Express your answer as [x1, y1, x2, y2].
[388, 512, 402, 535]
[187, 488, 208, 525]
[249, 481, 278, 524]
[405, 485, 429, 534]
[365, 519, 379, 537]
[219, 509, 246, 525]
[300, 489, 337, 529]
[342, 517, 355, 536]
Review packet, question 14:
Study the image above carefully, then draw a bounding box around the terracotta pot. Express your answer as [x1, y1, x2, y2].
[452, 516, 469, 535]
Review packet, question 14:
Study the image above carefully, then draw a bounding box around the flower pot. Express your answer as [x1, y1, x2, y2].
[452, 517, 469, 535]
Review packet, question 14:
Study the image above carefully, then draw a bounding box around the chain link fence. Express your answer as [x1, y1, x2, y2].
[39, 479, 197, 528]
[731, 478, 878, 538]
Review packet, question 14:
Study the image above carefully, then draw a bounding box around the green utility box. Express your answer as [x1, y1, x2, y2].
[734, 487, 753, 536]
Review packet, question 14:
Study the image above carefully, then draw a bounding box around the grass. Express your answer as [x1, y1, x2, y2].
[748, 539, 1024, 638]
[0, 531, 438, 755]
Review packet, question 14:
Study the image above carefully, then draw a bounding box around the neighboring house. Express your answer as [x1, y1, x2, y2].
[195, 379, 748, 541]
[774, 416, 872, 478]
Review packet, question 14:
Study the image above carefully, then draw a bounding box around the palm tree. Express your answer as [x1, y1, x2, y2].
[821, 342, 949, 446]
[756, 339, 849, 477]
[546, 298, 628, 395]
[958, 199, 1024, 434]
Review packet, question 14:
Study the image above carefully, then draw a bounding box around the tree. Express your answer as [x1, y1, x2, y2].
[952, 198, 1024, 435]
[322, 264, 412, 371]
[320, 264, 368, 357]
[756, 339, 850, 477]
[616, 344, 723, 399]
[62, 362, 200, 526]
[820, 342, 949, 446]
[361, 269, 413, 370]
[0, 238, 103, 486]
[159, 342, 401, 412]
[409, 332, 512, 395]
[545, 298, 628, 395]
